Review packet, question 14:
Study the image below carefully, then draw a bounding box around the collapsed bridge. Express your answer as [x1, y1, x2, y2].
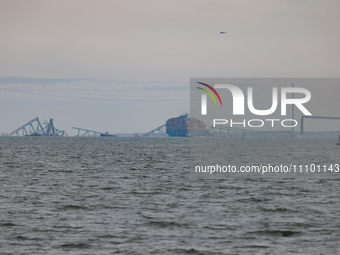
[8, 117, 68, 136]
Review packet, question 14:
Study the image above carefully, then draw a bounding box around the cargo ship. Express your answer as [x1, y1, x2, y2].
[166, 114, 205, 137]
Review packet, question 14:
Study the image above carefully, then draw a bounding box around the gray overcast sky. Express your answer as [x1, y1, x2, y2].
[1, 0, 340, 134]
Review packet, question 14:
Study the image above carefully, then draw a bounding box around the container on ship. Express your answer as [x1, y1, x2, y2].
[166, 114, 205, 137]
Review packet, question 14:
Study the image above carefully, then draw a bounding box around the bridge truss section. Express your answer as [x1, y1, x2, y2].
[9, 117, 45, 136]
[43, 119, 68, 136]
[72, 127, 104, 137]
[142, 124, 169, 137]
[9, 117, 68, 136]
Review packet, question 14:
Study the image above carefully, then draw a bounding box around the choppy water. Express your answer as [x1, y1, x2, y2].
[0, 137, 340, 254]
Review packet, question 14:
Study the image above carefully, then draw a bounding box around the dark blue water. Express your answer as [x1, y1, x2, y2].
[0, 137, 340, 254]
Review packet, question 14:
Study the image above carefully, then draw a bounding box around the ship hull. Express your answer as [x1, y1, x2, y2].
[166, 130, 205, 137]
[166, 114, 205, 137]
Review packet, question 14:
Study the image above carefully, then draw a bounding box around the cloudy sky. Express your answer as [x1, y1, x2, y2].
[1, 0, 339, 134]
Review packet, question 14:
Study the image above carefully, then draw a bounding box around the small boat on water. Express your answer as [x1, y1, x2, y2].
[100, 132, 117, 137]
[25, 132, 42, 136]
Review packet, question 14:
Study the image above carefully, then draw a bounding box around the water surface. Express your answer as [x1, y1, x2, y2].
[0, 137, 339, 254]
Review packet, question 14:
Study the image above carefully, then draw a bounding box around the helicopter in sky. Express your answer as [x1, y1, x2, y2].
[220, 31, 227, 34]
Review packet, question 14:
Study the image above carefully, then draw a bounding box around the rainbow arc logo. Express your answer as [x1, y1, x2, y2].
[196, 82, 223, 106]
[196, 82, 223, 115]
